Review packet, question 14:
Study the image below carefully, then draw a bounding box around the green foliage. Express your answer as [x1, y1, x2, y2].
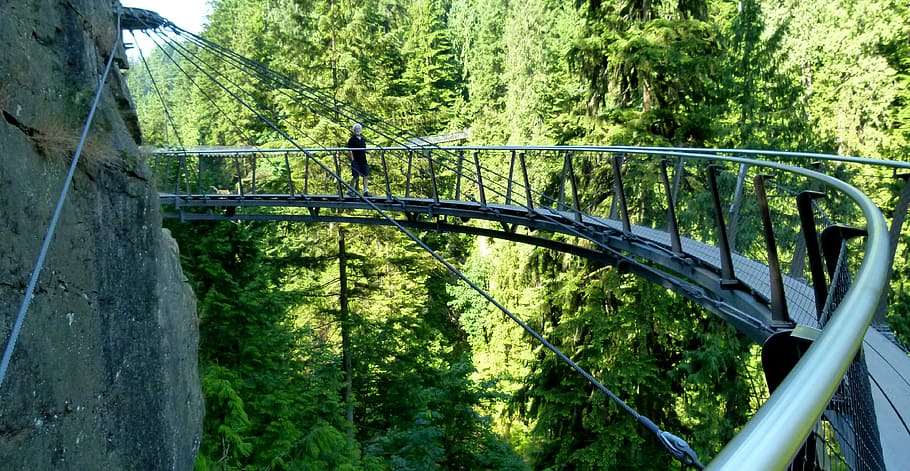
[129, 0, 910, 468]
[447, 0, 509, 143]
[570, 0, 725, 145]
[169, 220, 358, 470]
[721, 0, 816, 149]
[764, 0, 907, 156]
[505, 254, 755, 469]
[397, 0, 461, 133]
[200, 365, 254, 462]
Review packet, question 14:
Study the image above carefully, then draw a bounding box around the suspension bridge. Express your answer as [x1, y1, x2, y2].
[89, 6, 910, 470]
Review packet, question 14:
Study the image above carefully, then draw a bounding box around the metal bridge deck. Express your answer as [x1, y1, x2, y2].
[157, 191, 865, 333]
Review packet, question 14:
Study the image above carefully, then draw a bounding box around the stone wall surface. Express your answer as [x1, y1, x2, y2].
[0, 1, 202, 469]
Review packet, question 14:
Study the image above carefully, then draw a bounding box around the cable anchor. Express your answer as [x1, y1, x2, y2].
[638, 415, 704, 469]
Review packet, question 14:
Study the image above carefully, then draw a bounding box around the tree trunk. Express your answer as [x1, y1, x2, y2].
[338, 226, 354, 436]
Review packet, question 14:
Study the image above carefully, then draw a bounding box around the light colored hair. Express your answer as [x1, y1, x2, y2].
[352, 123, 362, 132]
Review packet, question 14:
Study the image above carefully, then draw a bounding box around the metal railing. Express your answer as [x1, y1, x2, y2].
[152, 145, 908, 469]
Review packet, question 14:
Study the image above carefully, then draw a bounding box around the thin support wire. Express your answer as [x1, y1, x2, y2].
[0, 16, 122, 390]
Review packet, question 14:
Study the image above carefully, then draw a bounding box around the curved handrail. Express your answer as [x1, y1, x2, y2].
[700, 159, 891, 470]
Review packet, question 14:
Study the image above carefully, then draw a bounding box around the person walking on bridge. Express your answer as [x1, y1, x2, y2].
[347, 123, 370, 196]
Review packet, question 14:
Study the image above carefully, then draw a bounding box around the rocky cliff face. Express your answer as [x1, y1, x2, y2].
[0, 1, 202, 469]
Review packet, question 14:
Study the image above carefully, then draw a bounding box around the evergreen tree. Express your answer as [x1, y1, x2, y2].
[448, 0, 509, 142]
[570, 0, 725, 144]
[169, 220, 358, 469]
[398, 0, 461, 134]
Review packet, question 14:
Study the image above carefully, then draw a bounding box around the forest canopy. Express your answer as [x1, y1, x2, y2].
[127, 0, 910, 469]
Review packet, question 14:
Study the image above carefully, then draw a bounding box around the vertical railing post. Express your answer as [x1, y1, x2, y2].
[284, 151, 295, 195]
[519, 152, 533, 211]
[380, 149, 391, 199]
[250, 153, 257, 195]
[197, 153, 205, 196]
[474, 151, 486, 207]
[334, 150, 343, 196]
[707, 164, 738, 286]
[612, 154, 632, 233]
[559, 152, 569, 210]
[660, 160, 683, 255]
[789, 162, 824, 278]
[506, 150, 516, 205]
[566, 151, 582, 223]
[405, 150, 414, 198]
[233, 153, 245, 196]
[817, 223, 885, 471]
[754, 174, 791, 327]
[176, 153, 188, 196]
[426, 149, 439, 205]
[455, 149, 464, 201]
[821, 225, 868, 280]
[303, 150, 311, 195]
[796, 190, 829, 320]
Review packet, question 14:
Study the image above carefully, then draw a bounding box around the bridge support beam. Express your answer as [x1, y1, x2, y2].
[707, 165, 738, 286]
[796, 190, 829, 320]
[874, 172, 910, 325]
[754, 174, 791, 328]
[612, 154, 632, 233]
[660, 160, 683, 255]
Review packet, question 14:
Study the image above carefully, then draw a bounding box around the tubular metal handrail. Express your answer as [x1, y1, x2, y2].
[701, 158, 890, 470]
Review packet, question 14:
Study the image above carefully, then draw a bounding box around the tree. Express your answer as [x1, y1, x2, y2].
[169, 220, 358, 469]
[397, 0, 461, 134]
[570, 0, 725, 145]
[448, 0, 509, 142]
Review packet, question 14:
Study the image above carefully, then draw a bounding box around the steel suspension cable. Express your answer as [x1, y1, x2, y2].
[156, 27, 548, 217]
[161, 26, 620, 253]
[165, 25, 400, 140]
[0, 15, 122, 390]
[147, 30, 328, 156]
[157, 27, 513, 204]
[141, 32, 293, 194]
[132, 30, 193, 195]
[170, 26, 623, 223]
[163, 25, 431, 162]
[165, 25, 548, 205]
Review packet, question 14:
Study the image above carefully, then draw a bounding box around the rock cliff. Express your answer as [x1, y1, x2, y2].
[0, 1, 202, 469]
